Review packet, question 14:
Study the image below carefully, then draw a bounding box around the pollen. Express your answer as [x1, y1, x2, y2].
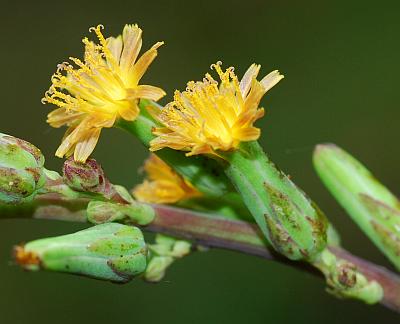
[148, 62, 284, 157]
[42, 24, 166, 162]
[133, 154, 201, 204]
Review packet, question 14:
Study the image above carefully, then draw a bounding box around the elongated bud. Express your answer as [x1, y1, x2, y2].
[314, 249, 383, 304]
[14, 223, 147, 282]
[222, 141, 328, 261]
[313, 144, 400, 270]
[63, 158, 129, 203]
[0, 133, 45, 204]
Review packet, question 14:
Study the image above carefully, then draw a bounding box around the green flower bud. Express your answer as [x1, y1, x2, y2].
[0, 133, 45, 204]
[14, 223, 147, 282]
[222, 141, 328, 261]
[313, 144, 400, 270]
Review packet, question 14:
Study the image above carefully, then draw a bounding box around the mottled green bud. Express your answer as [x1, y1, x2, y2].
[313, 144, 400, 270]
[87, 200, 155, 226]
[223, 141, 328, 261]
[0, 133, 45, 204]
[144, 234, 191, 282]
[314, 249, 383, 304]
[14, 223, 147, 282]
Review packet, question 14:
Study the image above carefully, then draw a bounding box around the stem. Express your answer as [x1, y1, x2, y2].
[1, 194, 399, 312]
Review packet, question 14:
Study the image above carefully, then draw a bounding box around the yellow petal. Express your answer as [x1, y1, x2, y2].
[235, 127, 260, 141]
[126, 85, 166, 101]
[106, 36, 123, 63]
[240, 64, 260, 97]
[47, 108, 85, 128]
[120, 24, 143, 75]
[55, 125, 83, 158]
[260, 70, 284, 93]
[119, 102, 140, 121]
[74, 127, 102, 162]
[145, 103, 163, 120]
[55, 116, 100, 159]
[128, 41, 164, 86]
[244, 79, 266, 113]
[234, 108, 265, 128]
[186, 144, 213, 156]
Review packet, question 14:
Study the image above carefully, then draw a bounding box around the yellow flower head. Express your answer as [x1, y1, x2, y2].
[42, 24, 166, 162]
[133, 154, 201, 204]
[148, 62, 283, 156]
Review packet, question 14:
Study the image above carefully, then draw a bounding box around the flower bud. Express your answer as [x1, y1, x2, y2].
[0, 133, 45, 204]
[223, 141, 328, 261]
[62, 158, 129, 203]
[63, 157, 109, 193]
[14, 223, 147, 282]
[313, 144, 400, 270]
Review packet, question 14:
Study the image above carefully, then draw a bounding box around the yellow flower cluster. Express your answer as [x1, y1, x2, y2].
[43, 24, 284, 162]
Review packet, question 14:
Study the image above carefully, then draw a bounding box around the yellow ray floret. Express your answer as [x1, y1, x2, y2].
[148, 62, 283, 156]
[42, 24, 166, 162]
[133, 154, 201, 204]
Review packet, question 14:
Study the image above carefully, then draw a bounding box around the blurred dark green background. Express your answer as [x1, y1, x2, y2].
[1, 0, 399, 323]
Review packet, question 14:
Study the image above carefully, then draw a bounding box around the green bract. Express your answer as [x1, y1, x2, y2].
[15, 223, 148, 282]
[0, 133, 46, 204]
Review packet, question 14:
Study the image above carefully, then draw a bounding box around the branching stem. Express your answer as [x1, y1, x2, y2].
[1, 194, 399, 312]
